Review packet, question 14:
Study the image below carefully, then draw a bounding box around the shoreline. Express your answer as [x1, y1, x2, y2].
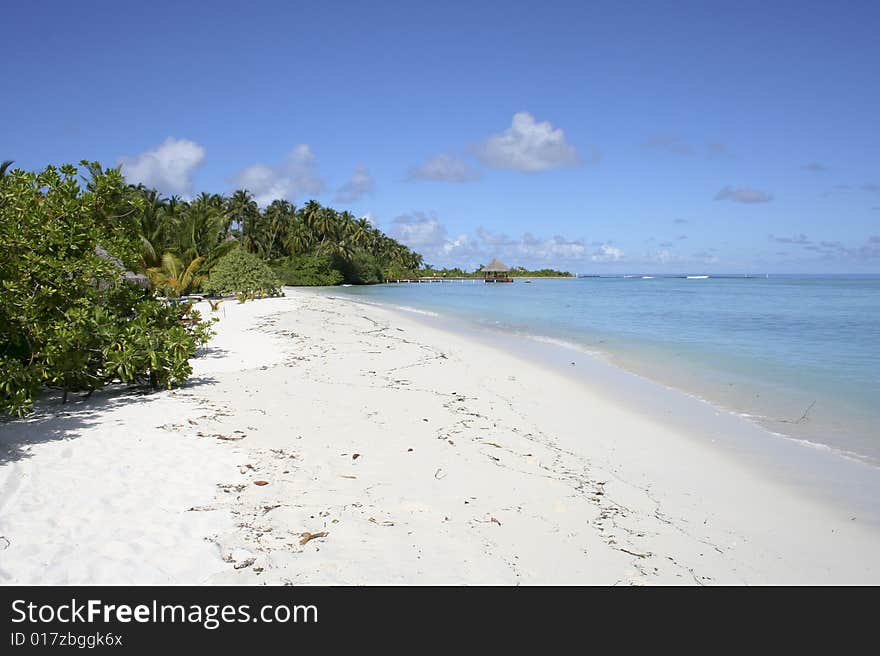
[1, 288, 879, 584]
[334, 279, 880, 471]
[325, 287, 880, 526]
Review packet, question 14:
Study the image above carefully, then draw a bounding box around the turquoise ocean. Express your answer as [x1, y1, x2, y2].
[333, 274, 880, 468]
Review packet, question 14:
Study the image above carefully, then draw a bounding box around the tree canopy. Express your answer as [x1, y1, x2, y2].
[0, 162, 214, 415]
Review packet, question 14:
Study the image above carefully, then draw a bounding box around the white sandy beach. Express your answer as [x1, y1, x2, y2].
[1, 288, 878, 585]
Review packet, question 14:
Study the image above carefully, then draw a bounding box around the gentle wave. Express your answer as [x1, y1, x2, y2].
[522, 333, 602, 356]
[393, 305, 440, 317]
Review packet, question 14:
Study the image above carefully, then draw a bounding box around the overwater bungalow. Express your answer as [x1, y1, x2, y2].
[480, 258, 513, 283]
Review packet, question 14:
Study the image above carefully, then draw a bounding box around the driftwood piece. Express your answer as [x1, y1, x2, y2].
[299, 531, 329, 545]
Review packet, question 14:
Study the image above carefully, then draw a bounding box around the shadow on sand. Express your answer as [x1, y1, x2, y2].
[0, 377, 217, 466]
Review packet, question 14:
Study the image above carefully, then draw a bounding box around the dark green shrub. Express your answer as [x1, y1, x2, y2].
[0, 163, 214, 416]
[271, 253, 345, 286]
[337, 251, 383, 284]
[202, 249, 282, 296]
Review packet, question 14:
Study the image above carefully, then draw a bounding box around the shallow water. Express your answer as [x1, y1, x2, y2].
[333, 274, 880, 467]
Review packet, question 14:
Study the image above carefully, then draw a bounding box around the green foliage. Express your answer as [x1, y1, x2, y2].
[509, 266, 573, 277]
[271, 253, 345, 286]
[338, 251, 383, 284]
[419, 265, 573, 278]
[147, 253, 206, 297]
[203, 249, 282, 296]
[0, 163, 214, 416]
[0, 158, 427, 414]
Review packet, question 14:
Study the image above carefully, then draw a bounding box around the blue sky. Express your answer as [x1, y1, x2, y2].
[2, 0, 878, 272]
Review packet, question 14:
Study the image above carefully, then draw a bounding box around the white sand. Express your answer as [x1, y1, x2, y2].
[1, 289, 878, 585]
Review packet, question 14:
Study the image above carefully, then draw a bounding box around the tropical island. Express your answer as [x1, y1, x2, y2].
[3, 160, 879, 589]
[0, 159, 570, 416]
[419, 264, 574, 278]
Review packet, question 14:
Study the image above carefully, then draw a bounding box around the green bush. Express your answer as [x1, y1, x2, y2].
[338, 252, 383, 284]
[202, 249, 282, 296]
[271, 253, 345, 286]
[0, 163, 214, 416]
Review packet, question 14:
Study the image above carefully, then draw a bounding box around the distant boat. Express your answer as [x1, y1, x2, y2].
[686, 275, 709, 279]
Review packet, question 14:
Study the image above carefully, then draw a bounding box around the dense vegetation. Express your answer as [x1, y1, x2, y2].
[203, 250, 282, 297]
[133, 189, 423, 292]
[0, 159, 426, 415]
[0, 162, 214, 416]
[419, 265, 573, 278]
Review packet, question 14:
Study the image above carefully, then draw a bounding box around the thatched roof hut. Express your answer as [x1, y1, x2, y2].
[94, 245, 149, 290]
[480, 258, 510, 273]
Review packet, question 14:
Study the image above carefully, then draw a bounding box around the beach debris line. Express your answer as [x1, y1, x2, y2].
[196, 430, 246, 441]
[369, 518, 395, 527]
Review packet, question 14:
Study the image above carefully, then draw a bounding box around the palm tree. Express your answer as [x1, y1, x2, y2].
[350, 216, 372, 248]
[314, 208, 339, 243]
[263, 199, 295, 260]
[227, 190, 258, 234]
[301, 200, 323, 235]
[283, 221, 313, 255]
[320, 237, 355, 262]
[146, 254, 206, 297]
[0, 160, 13, 178]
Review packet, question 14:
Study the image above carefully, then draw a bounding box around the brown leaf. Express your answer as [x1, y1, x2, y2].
[352, 453, 360, 460]
[299, 531, 329, 545]
[254, 480, 270, 486]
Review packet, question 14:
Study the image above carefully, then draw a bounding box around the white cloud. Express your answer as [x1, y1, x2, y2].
[231, 144, 324, 206]
[516, 233, 587, 260]
[714, 186, 773, 203]
[476, 227, 515, 246]
[390, 212, 478, 264]
[390, 215, 625, 270]
[590, 243, 624, 262]
[407, 153, 482, 182]
[476, 112, 582, 172]
[389, 212, 448, 248]
[335, 164, 375, 203]
[118, 137, 205, 196]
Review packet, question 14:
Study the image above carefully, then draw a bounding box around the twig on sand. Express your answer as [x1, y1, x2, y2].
[299, 531, 329, 546]
[779, 400, 816, 425]
[619, 548, 651, 559]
